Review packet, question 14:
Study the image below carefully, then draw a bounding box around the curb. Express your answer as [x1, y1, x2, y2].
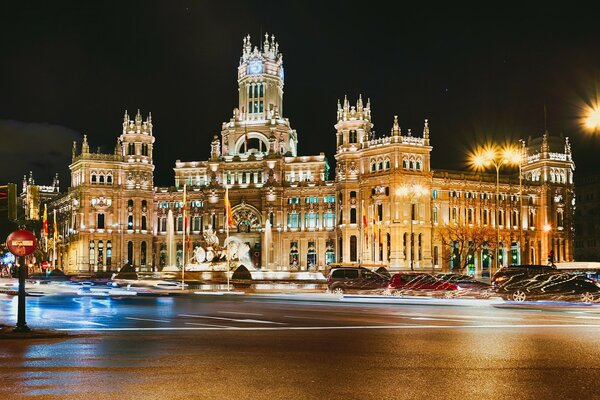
[0, 325, 71, 340]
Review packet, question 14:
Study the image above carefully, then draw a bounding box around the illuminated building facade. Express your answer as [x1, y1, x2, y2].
[49, 34, 575, 275]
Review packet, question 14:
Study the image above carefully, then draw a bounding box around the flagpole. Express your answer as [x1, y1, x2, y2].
[225, 186, 230, 292]
[181, 184, 186, 290]
[53, 209, 57, 269]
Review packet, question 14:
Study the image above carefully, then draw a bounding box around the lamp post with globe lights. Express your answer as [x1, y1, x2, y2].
[471, 144, 521, 276]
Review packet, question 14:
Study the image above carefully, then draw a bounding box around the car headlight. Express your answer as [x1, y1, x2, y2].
[455, 286, 463, 290]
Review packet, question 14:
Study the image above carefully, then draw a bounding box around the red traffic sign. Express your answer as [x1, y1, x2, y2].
[6, 229, 37, 257]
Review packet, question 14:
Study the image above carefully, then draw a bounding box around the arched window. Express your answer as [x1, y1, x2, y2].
[99, 175, 105, 183]
[97, 213, 105, 229]
[91, 174, 97, 183]
[402, 159, 407, 169]
[128, 143, 135, 155]
[350, 235, 357, 262]
[141, 200, 147, 210]
[128, 215, 133, 229]
[193, 216, 200, 231]
[385, 159, 390, 170]
[350, 208, 357, 224]
[89, 240, 95, 266]
[107, 175, 112, 184]
[349, 130, 357, 143]
[98, 240, 104, 266]
[177, 216, 183, 231]
[141, 242, 147, 266]
[409, 161, 414, 169]
[141, 215, 147, 230]
[371, 161, 376, 172]
[378, 162, 383, 170]
[416, 161, 421, 170]
[128, 199, 134, 208]
[127, 241, 133, 266]
[106, 241, 112, 267]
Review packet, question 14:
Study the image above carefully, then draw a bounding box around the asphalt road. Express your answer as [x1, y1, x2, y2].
[2, 293, 600, 400]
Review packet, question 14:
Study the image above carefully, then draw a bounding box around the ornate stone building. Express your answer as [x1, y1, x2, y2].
[49, 34, 575, 275]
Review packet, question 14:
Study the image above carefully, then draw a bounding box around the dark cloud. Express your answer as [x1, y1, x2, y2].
[0, 120, 81, 186]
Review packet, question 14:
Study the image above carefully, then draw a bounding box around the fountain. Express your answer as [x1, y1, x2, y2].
[162, 209, 179, 272]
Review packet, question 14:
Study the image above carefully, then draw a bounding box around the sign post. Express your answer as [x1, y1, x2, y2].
[7, 229, 37, 332]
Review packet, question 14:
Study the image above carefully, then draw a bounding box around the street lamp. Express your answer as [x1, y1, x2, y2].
[583, 103, 600, 132]
[471, 144, 520, 276]
[543, 223, 554, 266]
[396, 183, 428, 271]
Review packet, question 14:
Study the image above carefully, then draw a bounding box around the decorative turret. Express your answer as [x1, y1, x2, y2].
[237, 33, 285, 120]
[72, 140, 77, 161]
[391, 115, 401, 136]
[120, 109, 155, 162]
[82, 134, 89, 154]
[423, 119, 430, 145]
[334, 95, 374, 152]
[210, 135, 221, 160]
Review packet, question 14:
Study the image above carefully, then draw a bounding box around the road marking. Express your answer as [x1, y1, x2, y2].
[58, 323, 600, 332]
[411, 317, 467, 322]
[46, 319, 107, 326]
[185, 322, 234, 328]
[218, 311, 263, 316]
[396, 313, 522, 321]
[284, 315, 334, 321]
[179, 314, 286, 325]
[126, 317, 170, 323]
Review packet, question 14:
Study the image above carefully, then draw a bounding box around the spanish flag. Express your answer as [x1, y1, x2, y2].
[53, 209, 58, 242]
[224, 187, 234, 227]
[183, 184, 190, 250]
[42, 204, 48, 238]
[372, 204, 378, 244]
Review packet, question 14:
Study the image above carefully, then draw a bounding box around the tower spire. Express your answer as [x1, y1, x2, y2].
[423, 118, 430, 145]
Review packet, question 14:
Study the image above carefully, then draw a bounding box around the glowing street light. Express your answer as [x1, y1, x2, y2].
[584, 103, 600, 132]
[470, 144, 521, 277]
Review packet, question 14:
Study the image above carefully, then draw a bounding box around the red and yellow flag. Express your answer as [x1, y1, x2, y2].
[42, 204, 48, 238]
[183, 184, 190, 250]
[372, 204, 378, 243]
[53, 209, 58, 242]
[224, 187, 234, 227]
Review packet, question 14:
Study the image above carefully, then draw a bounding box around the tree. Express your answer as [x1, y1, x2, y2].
[436, 224, 498, 272]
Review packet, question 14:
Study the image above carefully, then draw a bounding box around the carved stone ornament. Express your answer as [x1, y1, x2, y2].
[91, 196, 112, 208]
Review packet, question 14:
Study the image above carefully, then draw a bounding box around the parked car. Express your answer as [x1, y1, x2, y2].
[494, 270, 600, 302]
[327, 267, 390, 294]
[491, 265, 559, 289]
[435, 273, 493, 298]
[387, 273, 458, 297]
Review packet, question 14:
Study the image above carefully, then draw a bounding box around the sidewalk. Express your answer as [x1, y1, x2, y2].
[0, 324, 71, 340]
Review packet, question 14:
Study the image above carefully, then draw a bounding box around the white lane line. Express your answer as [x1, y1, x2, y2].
[411, 317, 467, 322]
[395, 313, 522, 321]
[576, 316, 600, 320]
[47, 319, 107, 326]
[218, 311, 263, 316]
[179, 314, 286, 325]
[126, 317, 170, 323]
[284, 315, 334, 321]
[185, 322, 234, 328]
[59, 323, 600, 332]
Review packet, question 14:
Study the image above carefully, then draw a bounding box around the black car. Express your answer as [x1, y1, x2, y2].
[495, 271, 600, 302]
[327, 267, 390, 294]
[435, 273, 493, 298]
[491, 264, 559, 288]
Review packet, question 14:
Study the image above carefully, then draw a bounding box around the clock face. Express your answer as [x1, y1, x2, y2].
[248, 60, 263, 75]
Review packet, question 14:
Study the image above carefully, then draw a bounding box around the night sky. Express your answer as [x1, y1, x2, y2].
[1, 2, 599, 188]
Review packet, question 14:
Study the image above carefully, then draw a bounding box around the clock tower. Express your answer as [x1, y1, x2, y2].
[238, 33, 284, 119]
[219, 33, 297, 158]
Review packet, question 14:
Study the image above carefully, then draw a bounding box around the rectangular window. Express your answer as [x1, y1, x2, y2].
[377, 204, 383, 221]
[323, 212, 335, 229]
